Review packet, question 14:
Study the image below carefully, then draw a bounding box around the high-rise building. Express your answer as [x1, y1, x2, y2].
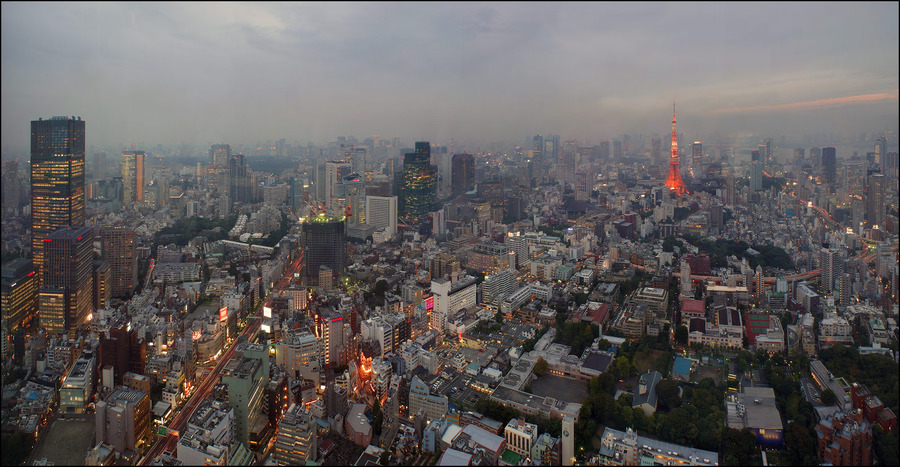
[301, 216, 346, 286]
[228, 154, 251, 208]
[92, 261, 111, 311]
[334, 172, 365, 224]
[100, 226, 137, 299]
[664, 104, 688, 196]
[31, 116, 86, 280]
[865, 171, 885, 227]
[324, 160, 352, 207]
[223, 343, 270, 448]
[575, 171, 590, 201]
[763, 138, 773, 168]
[545, 135, 560, 169]
[750, 150, 764, 192]
[121, 151, 144, 204]
[532, 135, 544, 170]
[873, 136, 887, 170]
[820, 248, 843, 293]
[451, 153, 475, 195]
[39, 226, 93, 335]
[100, 324, 146, 387]
[560, 140, 577, 187]
[95, 386, 151, 456]
[399, 142, 437, 221]
[692, 142, 703, 174]
[822, 147, 837, 193]
[650, 137, 662, 165]
[1, 259, 38, 359]
[318, 309, 347, 367]
[365, 195, 398, 237]
[273, 403, 317, 465]
[599, 140, 610, 161]
[613, 140, 623, 159]
[209, 144, 232, 181]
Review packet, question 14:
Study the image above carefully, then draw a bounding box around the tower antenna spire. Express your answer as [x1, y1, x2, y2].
[664, 101, 688, 196]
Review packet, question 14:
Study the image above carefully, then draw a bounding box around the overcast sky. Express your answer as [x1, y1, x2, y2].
[2, 2, 898, 154]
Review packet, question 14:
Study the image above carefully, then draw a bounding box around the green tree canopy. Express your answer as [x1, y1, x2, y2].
[674, 325, 689, 345]
[534, 357, 549, 376]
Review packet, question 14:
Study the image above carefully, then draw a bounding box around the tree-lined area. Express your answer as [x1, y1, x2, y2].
[153, 215, 237, 248]
[682, 235, 794, 270]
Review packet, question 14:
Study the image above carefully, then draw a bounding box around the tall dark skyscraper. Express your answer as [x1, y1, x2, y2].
[866, 170, 885, 227]
[39, 225, 93, 335]
[301, 217, 346, 287]
[121, 150, 145, 204]
[100, 226, 137, 299]
[599, 140, 611, 162]
[822, 147, 837, 193]
[651, 137, 662, 165]
[31, 116, 86, 281]
[451, 153, 475, 195]
[692, 142, 703, 172]
[229, 154, 250, 209]
[532, 135, 544, 167]
[399, 142, 436, 221]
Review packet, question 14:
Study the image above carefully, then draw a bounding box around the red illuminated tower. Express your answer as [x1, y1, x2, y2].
[665, 103, 688, 196]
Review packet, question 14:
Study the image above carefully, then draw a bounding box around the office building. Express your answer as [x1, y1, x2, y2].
[92, 261, 111, 311]
[467, 241, 513, 276]
[762, 138, 773, 168]
[431, 277, 477, 333]
[408, 374, 449, 421]
[60, 350, 96, 413]
[822, 147, 837, 193]
[208, 144, 231, 181]
[121, 151, 144, 204]
[366, 196, 397, 237]
[319, 309, 348, 367]
[39, 226, 93, 335]
[596, 427, 719, 466]
[692, 141, 703, 173]
[505, 418, 538, 458]
[100, 324, 146, 387]
[273, 403, 317, 465]
[819, 248, 843, 293]
[324, 160, 352, 207]
[559, 140, 577, 187]
[301, 216, 345, 287]
[223, 343, 270, 448]
[451, 153, 475, 195]
[31, 116, 86, 280]
[1, 259, 38, 357]
[865, 171, 885, 227]
[275, 328, 321, 387]
[334, 172, 365, 223]
[177, 398, 250, 466]
[399, 142, 437, 221]
[100, 226, 137, 299]
[228, 154, 251, 208]
[750, 150, 763, 192]
[95, 386, 151, 455]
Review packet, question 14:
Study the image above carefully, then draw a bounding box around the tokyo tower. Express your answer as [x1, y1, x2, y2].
[665, 102, 688, 196]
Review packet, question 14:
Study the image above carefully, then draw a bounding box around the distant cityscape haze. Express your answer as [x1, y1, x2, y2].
[1, 2, 897, 157]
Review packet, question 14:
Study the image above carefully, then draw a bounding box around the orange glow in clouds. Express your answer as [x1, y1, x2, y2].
[712, 92, 899, 114]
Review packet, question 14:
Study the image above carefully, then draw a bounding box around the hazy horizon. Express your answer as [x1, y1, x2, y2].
[2, 2, 898, 155]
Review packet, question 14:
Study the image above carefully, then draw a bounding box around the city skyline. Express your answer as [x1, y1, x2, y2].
[2, 2, 898, 154]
